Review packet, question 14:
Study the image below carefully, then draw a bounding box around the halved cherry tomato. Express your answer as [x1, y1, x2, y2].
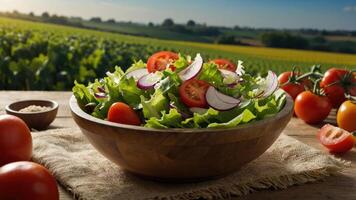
[179, 79, 210, 108]
[337, 100, 356, 132]
[294, 91, 332, 124]
[108, 102, 141, 125]
[320, 68, 355, 108]
[317, 124, 354, 153]
[0, 161, 59, 200]
[212, 59, 237, 72]
[147, 51, 179, 73]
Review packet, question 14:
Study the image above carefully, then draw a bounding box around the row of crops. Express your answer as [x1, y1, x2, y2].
[0, 17, 355, 90]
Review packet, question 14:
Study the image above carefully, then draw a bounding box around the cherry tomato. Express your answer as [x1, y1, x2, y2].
[0, 161, 59, 200]
[179, 79, 210, 108]
[278, 71, 312, 100]
[279, 83, 305, 100]
[108, 102, 141, 125]
[317, 124, 354, 153]
[146, 51, 179, 73]
[212, 59, 237, 72]
[278, 71, 312, 88]
[0, 114, 32, 166]
[337, 100, 356, 132]
[294, 91, 332, 124]
[320, 68, 355, 108]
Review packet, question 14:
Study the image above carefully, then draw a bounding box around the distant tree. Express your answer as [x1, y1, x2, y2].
[29, 12, 35, 17]
[90, 17, 102, 23]
[12, 10, 19, 15]
[187, 20, 196, 27]
[162, 18, 174, 27]
[312, 36, 326, 44]
[70, 16, 83, 21]
[48, 15, 69, 25]
[233, 25, 241, 30]
[107, 18, 116, 23]
[148, 22, 154, 27]
[192, 26, 220, 36]
[41, 12, 50, 18]
[215, 35, 237, 44]
[169, 24, 190, 33]
[261, 32, 309, 49]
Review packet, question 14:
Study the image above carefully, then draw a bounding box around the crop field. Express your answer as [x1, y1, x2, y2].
[0, 17, 355, 90]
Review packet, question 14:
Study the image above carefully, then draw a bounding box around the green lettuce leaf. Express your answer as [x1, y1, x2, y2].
[182, 108, 219, 128]
[173, 54, 191, 72]
[125, 60, 146, 73]
[198, 62, 224, 87]
[119, 76, 144, 109]
[145, 109, 183, 128]
[140, 89, 169, 119]
[72, 81, 97, 107]
[208, 109, 256, 128]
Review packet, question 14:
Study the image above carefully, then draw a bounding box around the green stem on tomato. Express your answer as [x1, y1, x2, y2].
[313, 78, 322, 95]
[296, 65, 323, 82]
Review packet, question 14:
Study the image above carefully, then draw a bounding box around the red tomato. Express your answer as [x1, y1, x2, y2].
[279, 83, 305, 100]
[320, 68, 355, 108]
[294, 91, 332, 124]
[0, 115, 32, 166]
[146, 51, 179, 73]
[212, 59, 237, 72]
[108, 102, 141, 125]
[179, 79, 210, 108]
[317, 124, 354, 153]
[0, 161, 59, 200]
[278, 71, 312, 100]
[337, 100, 356, 132]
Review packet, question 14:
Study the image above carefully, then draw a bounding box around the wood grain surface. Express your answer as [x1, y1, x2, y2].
[1, 91, 355, 200]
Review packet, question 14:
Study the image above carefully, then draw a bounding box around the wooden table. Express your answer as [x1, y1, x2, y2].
[1, 91, 355, 200]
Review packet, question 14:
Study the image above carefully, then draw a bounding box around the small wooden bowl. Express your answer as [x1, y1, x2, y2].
[6, 100, 59, 130]
[70, 95, 293, 182]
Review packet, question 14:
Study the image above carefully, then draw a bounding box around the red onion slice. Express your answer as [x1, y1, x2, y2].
[97, 86, 106, 93]
[137, 73, 162, 90]
[126, 68, 149, 80]
[256, 71, 278, 98]
[219, 69, 239, 84]
[178, 53, 203, 81]
[206, 86, 239, 111]
[94, 92, 107, 98]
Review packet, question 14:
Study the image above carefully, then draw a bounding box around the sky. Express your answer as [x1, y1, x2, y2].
[0, 0, 356, 30]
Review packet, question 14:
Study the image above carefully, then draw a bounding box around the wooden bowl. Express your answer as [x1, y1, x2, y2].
[70, 95, 293, 182]
[6, 100, 59, 130]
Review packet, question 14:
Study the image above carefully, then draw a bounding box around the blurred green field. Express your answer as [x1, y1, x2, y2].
[0, 17, 355, 90]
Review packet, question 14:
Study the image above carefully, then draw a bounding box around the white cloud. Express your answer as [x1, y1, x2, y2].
[343, 5, 356, 12]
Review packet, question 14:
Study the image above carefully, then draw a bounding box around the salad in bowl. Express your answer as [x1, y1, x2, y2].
[73, 51, 286, 129]
[70, 51, 292, 181]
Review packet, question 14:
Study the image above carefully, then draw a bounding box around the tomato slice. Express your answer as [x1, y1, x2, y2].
[107, 102, 141, 125]
[317, 124, 354, 153]
[147, 51, 179, 73]
[179, 79, 210, 108]
[212, 59, 237, 72]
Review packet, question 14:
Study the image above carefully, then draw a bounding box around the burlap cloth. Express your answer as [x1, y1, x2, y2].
[31, 128, 348, 200]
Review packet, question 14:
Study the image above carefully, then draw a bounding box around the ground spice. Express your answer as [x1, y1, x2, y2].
[19, 105, 52, 113]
